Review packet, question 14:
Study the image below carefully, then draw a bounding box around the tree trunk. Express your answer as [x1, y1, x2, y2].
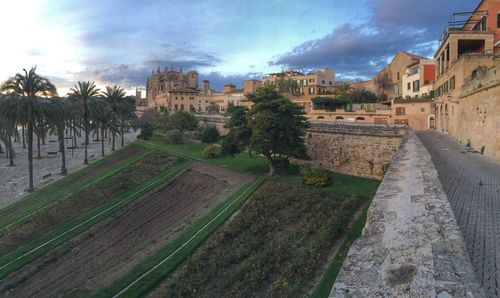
[37, 131, 41, 159]
[121, 120, 124, 147]
[84, 101, 89, 165]
[101, 128, 105, 157]
[59, 129, 67, 175]
[8, 135, 14, 166]
[22, 125, 26, 149]
[0, 142, 3, 154]
[112, 134, 115, 151]
[27, 99, 34, 192]
[42, 129, 46, 145]
[265, 153, 276, 176]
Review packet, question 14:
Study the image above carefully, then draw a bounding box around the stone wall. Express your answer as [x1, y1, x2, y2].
[330, 131, 484, 297]
[196, 115, 406, 180]
[306, 122, 406, 180]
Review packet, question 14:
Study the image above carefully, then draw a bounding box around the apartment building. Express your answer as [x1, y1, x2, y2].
[262, 68, 335, 112]
[402, 59, 435, 98]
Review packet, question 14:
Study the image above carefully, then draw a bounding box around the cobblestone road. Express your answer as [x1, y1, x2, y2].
[417, 131, 500, 297]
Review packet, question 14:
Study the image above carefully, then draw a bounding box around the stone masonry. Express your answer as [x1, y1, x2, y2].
[306, 122, 406, 180]
[331, 131, 484, 297]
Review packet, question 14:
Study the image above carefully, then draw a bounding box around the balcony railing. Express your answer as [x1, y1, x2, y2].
[439, 11, 488, 44]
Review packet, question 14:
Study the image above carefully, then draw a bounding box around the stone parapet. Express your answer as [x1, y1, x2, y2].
[330, 131, 484, 297]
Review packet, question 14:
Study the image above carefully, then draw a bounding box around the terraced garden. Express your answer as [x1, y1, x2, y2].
[0, 137, 380, 298]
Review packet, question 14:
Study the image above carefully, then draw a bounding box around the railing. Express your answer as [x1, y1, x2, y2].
[439, 11, 488, 44]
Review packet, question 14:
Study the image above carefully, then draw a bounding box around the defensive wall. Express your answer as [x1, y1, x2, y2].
[196, 115, 406, 180]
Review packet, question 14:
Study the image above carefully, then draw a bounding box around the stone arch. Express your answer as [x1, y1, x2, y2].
[317, 116, 325, 120]
[355, 117, 365, 122]
[335, 116, 344, 121]
[428, 115, 435, 129]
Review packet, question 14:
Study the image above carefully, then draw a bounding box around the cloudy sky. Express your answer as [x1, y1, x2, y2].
[0, 0, 477, 94]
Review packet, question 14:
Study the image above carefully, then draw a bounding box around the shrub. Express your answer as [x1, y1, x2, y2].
[202, 145, 221, 159]
[137, 123, 153, 140]
[466, 139, 471, 148]
[165, 129, 184, 144]
[481, 145, 485, 154]
[301, 163, 331, 187]
[272, 156, 290, 168]
[200, 126, 220, 144]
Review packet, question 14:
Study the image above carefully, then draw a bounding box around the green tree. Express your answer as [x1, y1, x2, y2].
[164, 110, 198, 133]
[200, 125, 220, 144]
[336, 82, 353, 94]
[1, 67, 57, 191]
[45, 97, 72, 175]
[349, 89, 377, 103]
[247, 86, 309, 176]
[207, 102, 220, 114]
[221, 105, 251, 156]
[69, 81, 100, 165]
[102, 85, 136, 148]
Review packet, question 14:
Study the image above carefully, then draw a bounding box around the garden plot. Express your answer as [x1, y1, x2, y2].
[0, 162, 251, 298]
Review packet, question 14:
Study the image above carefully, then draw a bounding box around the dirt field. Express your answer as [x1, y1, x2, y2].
[0, 162, 251, 298]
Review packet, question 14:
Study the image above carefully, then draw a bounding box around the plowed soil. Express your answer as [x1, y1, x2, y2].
[0, 162, 251, 298]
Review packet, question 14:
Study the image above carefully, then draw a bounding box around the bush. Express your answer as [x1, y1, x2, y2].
[165, 130, 184, 144]
[202, 145, 221, 159]
[200, 126, 220, 144]
[272, 156, 290, 168]
[466, 139, 471, 148]
[301, 163, 331, 187]
[481, 145, 485, 154]
[137, 123, 153, 140]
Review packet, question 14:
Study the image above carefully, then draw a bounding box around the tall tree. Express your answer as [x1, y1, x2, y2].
[207, 102, 220, 114]
[247, 86, 309, 176]
[221, 105, 251, 156]
[69, 81, 99, 165]
[0, 67, 57, 191]
[45, 97, 72, 175]
[101, 85, 134, 148]
[89, 98, 114, 157]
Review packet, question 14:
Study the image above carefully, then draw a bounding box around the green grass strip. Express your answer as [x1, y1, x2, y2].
[93, 177, 265, 298]
[137, 139, 204, 161]
[309, 201, 372, 298]
[0, 161, 190, 279]
[0, 147, 152, 233]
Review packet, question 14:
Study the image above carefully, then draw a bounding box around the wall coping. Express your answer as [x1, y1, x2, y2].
[330, 131, 485, 297]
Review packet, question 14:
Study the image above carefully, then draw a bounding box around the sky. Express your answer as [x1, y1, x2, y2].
[0, 0, 478, 94]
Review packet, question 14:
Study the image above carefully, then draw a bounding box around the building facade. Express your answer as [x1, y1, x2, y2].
[402, 59, 435, 99]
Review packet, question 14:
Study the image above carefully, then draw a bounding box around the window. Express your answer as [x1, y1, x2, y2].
[449, 76, 455, 90]
[396, 107, 406, 116]
[397, 72, 400, 80]
[180, 104, 184, 110]
[407, 82, 411, 90]
[394, 119, 409, 125]
[410, 67, 419, 75]
[308, 87, 315, 94]
[498, 14, 500, 28]
[412, 80, 420, 92]
[394, 84, 401, 95]
[322, 80, 325, 84]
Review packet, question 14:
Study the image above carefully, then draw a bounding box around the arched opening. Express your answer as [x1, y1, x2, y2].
[355, 117, 365, 122]
[428, 115, 435, 129]
[335, 116, 344, 121]
[317, 116, 325, 120]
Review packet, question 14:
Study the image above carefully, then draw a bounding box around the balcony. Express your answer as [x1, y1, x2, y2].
[439, 11, 489, 45]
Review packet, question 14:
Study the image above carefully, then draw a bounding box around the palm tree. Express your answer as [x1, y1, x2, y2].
[1, 67, 57, 191]
[102, 85, 136, 148]
[45, 97, 71, 175]
[68, 81, 99, 165]
[88, 98, 114, 157]
[0, 95, 18, 167]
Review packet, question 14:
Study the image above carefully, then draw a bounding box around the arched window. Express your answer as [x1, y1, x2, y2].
[317, 116, 325, 120]
[335, 116, 344, 121]
[355, 117, 365, 122]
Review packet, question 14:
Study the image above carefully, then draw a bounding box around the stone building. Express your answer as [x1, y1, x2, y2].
[392, 98, 435, 131]
[433, 0, 500, 160]
[262, 68, 335, 112]
[145, 68, 199, 109]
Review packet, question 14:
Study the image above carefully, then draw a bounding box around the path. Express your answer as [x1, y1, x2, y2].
[417, 131, 500, 297]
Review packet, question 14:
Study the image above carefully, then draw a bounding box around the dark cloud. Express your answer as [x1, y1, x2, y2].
[270, 0, 478, 80]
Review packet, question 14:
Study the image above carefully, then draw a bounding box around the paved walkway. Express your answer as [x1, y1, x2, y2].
[417, 131, 500, 297]
[0, 130, 139, 209]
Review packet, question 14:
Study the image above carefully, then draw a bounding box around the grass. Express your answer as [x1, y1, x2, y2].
[157, 178, 373, 298]
[92, 178, 264, 298]
[140, 136, 269, 176]
[0, 160, 190, 279]
[0, 144, 151, 231]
